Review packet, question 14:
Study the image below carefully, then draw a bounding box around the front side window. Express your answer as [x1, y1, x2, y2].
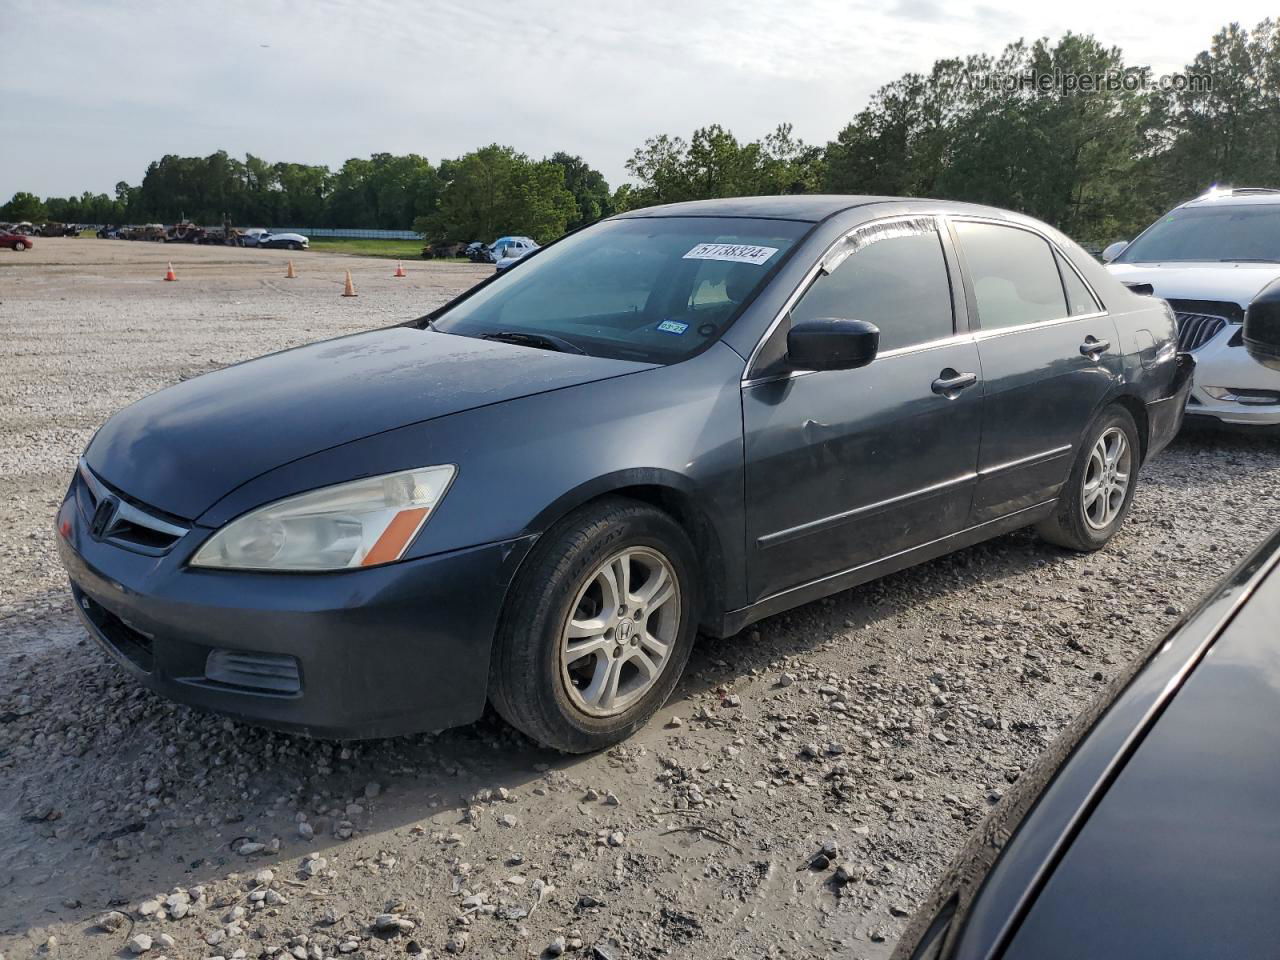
[432, 217, 809, 363]
[955, 221, 1067, 330]
[790, 218, 955, 353]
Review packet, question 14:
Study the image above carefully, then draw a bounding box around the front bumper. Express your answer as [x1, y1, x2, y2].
[1184, 328, 1280, 426]
[55, 481, 533, 740]
[1145, 352, 1196, 457]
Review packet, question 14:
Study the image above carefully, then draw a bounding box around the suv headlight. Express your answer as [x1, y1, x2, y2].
[191, 466, 455, 571]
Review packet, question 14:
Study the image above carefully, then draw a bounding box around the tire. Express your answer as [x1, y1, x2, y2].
[290, 241, 302, 251]
[489, 497, 699, 752]
[14, 241, 25, 251]
[1036, 405, 1141, 552]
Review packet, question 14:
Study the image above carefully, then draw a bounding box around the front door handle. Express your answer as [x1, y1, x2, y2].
[931, 369, 979, 398]
[1080, 337, 1110, 359]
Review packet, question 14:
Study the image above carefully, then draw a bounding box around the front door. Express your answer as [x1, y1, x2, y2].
[949, 219, 1122, 522]
[743, 216, 983, 603]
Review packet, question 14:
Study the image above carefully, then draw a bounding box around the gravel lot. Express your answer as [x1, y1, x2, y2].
[2, 239, 1277, 960]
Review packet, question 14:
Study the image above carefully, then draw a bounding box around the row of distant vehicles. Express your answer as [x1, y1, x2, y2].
[94, 222, 310, 249]
[422, 235, 540, 271]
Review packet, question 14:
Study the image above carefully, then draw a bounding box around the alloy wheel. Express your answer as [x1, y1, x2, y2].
[1082, 426, 1131, 530]
[559, 547, 680, 717]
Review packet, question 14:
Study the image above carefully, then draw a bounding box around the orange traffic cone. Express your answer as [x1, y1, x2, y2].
[164, 262, 177, 281]
[393, 260, 406, 278]
[341, 270, 357, 297]
[285, 260, 296, 279]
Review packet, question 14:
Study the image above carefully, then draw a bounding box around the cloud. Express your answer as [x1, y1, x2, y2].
[1, 0, 1274, 198]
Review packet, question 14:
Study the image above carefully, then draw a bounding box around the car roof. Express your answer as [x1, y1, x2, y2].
[611, 194, 1050, 224]
[1176, 187, 1280, 209]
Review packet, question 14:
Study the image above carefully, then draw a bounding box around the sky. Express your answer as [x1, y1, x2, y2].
[1, 0, 1274, 199]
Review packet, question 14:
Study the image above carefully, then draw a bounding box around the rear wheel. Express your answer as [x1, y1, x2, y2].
[1036, 405, 1140, 551]
[14, 241, 25, 251]
[489, 498, 698, 752]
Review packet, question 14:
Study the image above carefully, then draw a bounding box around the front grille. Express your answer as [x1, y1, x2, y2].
[1174, 312, 1228, 351]
[77, 460, 188, 555]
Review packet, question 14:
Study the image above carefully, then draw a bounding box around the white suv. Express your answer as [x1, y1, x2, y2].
[1104, 187, 1280, 428]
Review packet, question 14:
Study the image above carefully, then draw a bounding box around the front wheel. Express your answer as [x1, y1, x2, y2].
[1037, 405, 1140, 551]
[489, 498, 698, 752]
[14, 241, 26, 251]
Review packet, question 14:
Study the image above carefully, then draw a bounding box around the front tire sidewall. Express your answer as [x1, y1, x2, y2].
[492, 500, 698, 753]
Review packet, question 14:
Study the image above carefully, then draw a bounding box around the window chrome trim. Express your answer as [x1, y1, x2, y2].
[741, 213, 955, 384]
[741, 331, 980, 388]
[971, 310, 1110, 341]
[757, 471, 977, 549]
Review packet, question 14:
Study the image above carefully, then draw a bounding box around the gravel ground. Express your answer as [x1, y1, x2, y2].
[2, 239, 1277, 960]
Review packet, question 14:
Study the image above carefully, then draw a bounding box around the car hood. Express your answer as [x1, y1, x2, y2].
[85, 326, 654, 519]
[1106, 261, 1280, 309]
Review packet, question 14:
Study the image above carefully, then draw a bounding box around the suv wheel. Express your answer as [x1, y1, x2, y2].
[489, 497, 698, 752]
[1037, 405, 1140, 551]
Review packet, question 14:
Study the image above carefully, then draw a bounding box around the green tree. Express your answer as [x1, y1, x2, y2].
[420, 145, 576, 243]
[2, 191, 47, 222]
[547, 152, 612, 230]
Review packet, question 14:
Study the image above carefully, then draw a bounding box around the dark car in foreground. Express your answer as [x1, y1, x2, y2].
[57, 196, 1192, 751]
[894, 525, 1280, 960]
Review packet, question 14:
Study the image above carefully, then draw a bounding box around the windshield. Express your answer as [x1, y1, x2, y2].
[431, 216, 809, 363]
[1118, 204, 1280, 263]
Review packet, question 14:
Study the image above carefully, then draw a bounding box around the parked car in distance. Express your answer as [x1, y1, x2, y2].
[97, 225, 123, 239]
[57, 196, 1192, 752]
[0, 229, 34, 250]
[463, 240, 487, 261]
[235, 228, 268, 247]
[1104, 186, 1280, 428]
[257, 232, 309, 251]
[494, 237, 541, 272]
[167, 221, 207, 243]
[421, 241, 466, 259]
[893, 525, 1280, 960]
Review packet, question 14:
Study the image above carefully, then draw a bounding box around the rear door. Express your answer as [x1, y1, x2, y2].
[742, 216, 983, 602]
[950, 218, 1121, 523]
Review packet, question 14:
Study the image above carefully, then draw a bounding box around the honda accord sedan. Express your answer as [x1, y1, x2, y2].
[56, 196, 1193, 751]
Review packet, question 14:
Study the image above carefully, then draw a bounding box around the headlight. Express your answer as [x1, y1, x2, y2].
[191, 465, 455, 571]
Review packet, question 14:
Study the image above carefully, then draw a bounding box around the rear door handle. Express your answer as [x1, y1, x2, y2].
[931, 370, 979, 397]
[1080, 337, 1110, 358]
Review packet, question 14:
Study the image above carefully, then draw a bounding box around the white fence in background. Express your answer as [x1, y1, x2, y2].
[269, 228, 420, 239]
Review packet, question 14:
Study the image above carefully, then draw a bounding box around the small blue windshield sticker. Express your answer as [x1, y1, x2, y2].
[657, 320, 689, 335]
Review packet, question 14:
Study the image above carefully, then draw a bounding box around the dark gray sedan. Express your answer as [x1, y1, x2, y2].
[56, 196, 1192, 751]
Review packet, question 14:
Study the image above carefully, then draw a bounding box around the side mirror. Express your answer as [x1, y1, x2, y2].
[1245, 277, 1280, 371]
[1101, 240, 1129, 262]
[787, 318, 879, 372]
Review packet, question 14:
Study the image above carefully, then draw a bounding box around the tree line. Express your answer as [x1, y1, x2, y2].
[5, 18, 1277, 247]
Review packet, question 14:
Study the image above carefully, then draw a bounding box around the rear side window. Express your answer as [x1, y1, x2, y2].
[955, 221, 1068, 329]
[1057, 252, 1101, 316]
[790, 219, 955, 353]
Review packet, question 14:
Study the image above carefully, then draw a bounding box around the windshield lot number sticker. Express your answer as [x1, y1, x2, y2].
[657, 319, 689, 334]
[683, 243, 778, 265]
